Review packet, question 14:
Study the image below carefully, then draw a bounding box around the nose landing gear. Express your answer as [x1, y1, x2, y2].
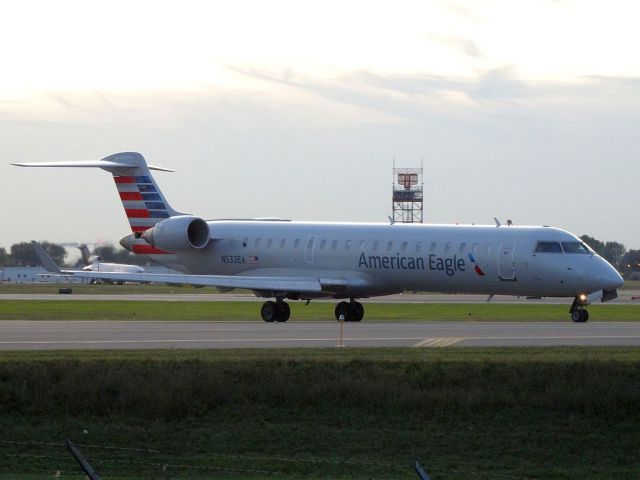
[570, 296, 589, 323]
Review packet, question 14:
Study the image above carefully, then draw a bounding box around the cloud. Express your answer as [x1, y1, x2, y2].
[426, 33, 483, 59]
[437, 1, 483, 22]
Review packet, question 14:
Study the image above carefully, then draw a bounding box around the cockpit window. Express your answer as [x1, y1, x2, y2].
[535, 241, 562, 253]
[562, 242, 591, 254]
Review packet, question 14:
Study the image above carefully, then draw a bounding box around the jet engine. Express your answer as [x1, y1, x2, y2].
[141, 215, 210, 251]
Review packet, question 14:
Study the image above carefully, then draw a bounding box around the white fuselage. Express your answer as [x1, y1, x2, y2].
[150, 221, 622, 299]
[83, 262, 144, 273]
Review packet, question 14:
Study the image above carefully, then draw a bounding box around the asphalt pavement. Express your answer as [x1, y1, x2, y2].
[1, 320, 640, 350]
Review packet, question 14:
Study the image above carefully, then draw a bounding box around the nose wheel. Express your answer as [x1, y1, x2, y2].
[335, 300, 364, 322]
[569, 297, 589, 323]
[261, 300, 290, 322]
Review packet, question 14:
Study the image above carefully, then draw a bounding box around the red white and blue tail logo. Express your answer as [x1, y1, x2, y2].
[113, 174, 178, 255]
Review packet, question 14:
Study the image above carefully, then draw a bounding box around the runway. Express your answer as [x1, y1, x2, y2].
[2, 320, 640, 350]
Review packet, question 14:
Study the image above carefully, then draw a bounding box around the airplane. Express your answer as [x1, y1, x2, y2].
[76, 243, 145, 274]
[14, 152, 623, 323]
[76, 243, 144, 284]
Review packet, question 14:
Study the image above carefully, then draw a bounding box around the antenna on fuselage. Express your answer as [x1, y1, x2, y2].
[494, 217, 502, 227]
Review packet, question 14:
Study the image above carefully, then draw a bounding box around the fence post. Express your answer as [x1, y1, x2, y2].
[414, 460, 431, 480]
[65, 439, 102, 480]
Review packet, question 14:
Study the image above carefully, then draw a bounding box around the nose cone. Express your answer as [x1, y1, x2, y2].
[586, 257, 624, 291]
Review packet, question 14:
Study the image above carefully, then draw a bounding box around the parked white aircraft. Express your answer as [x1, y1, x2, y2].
[76, 244, 145, 275]
[15, 152, 623, 323]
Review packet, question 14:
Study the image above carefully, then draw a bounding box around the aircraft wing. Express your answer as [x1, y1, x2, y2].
[32, 241, 323, 293]
[57, 270, 323, 292]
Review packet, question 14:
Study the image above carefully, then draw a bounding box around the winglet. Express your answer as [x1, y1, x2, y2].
[32, 241, 62, 273]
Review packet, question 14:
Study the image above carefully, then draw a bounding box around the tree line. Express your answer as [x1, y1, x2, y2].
[0, 243, 147, 268]
[1, 236, 639, 278]
[579, 236, 640, 279]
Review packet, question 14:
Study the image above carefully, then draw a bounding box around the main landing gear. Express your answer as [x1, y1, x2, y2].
[261, 300, 290, 322]
[260, 298, 365, 323]
[334, 300, 364, 322]
[569, 295, 589, 323]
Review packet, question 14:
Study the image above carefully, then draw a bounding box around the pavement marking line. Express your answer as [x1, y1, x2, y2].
[414, 337, 465, 347]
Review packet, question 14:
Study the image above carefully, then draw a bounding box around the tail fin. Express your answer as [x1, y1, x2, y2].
[78, 244, 91, 265]
[102, 152, 186, 233]
[13, 152, 185, 233]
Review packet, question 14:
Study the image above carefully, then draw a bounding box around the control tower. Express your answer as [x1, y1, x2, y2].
[392, 163, 423, 223]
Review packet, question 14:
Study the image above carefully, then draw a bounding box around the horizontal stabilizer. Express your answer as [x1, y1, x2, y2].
[12, 161, 173, 172]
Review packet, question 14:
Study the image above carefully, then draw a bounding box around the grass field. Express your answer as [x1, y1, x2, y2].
[0, 299, 638, 321]
[0, 347, 639, 479]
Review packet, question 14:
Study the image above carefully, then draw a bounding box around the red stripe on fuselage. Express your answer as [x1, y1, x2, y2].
[114, 176, 136, 184]
[132, 244, 173, 255]
[119, 192, 143, 201]
[125, 209, 150, 218]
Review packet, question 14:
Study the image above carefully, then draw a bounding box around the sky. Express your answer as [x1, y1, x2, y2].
[1, 0, 639, 253]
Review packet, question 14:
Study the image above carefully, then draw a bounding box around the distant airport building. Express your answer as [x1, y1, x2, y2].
[0, 266, 85, 284]
[392, 163, 423, 223]
[0, 265, 180, 284]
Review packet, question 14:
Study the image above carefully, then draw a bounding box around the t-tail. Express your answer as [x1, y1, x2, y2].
[101, 153, 186, 254]
[12, 152, 188, 256]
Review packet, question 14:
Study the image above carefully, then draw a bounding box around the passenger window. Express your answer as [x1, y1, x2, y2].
[535, 241, 562, 253]
[320, 239, 326, 250]
[293, 239, 300, 249]
[458, 243, 466, 254]
[387, 241, 393, 251]
[445, 242, 452, 253]
[359, 240, 366, 251]
[562, 242, 590, 254]
[430, 242, 437, 252]
[267, 238, 273, 248]
[401, 241, 407, 252]
[416, 241, 423, 253]
[486, 244, 493, 256]
[255, 238, 261, 248]
[345, 240, 352, 250]
[332, 240, 338, 250]
[373, 241, 380, 251]
[279, 239, 286, 248]
[472, 243, 479, 255]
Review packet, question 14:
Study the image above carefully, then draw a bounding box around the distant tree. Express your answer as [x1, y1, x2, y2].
[619, 249, 640, 278]
[580, 235, 605, 256]
[10, 242, 66, 267]
[94, 244, 117, 262]
[0, 247, 10, 266]
[602, 241, 626, 270]
[580, 235, 626, 269]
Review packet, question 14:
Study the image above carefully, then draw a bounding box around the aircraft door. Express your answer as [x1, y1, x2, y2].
[305, 236, 317, 264]
[498, 243, 517, 281]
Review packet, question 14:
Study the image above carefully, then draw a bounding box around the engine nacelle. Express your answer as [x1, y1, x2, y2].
[141, 215, 210, 251]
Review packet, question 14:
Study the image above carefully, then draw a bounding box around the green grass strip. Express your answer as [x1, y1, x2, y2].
[0, 299, 638, 321]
